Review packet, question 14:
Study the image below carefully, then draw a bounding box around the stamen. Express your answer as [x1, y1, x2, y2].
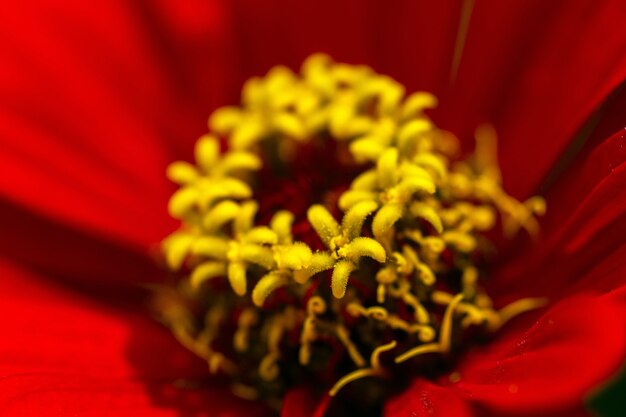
[336, 325, 366, 367]
[394, 343, 441, 364]
[231, 383, 259, 401]
[328, 368, 378, 397]
[330, 340, 397, 397]
[439, 294, 464, 353]
[234, 308, 258, 352]
[490, 297, 548, 331]
[158, 55, 546, 408]
[299, 296, 326, 366]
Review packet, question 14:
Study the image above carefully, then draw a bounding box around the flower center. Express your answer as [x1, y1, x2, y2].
[156, 54, 546, 409]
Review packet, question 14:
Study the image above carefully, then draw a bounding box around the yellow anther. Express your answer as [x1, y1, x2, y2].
[401, 92, 438, 120]
[397, 119, 432, 156]
[331, 260, 357, 299]
[341, 200, 379, 241]
[273, 242, 312, 270]
[252, 271, 289, 307]
[244, 226, 279, 245]
[421, 236, 446, 256]
[195, 134, 221, 172]
[238, 243, 275, 269]
[272, 112, 307, 139]
[410, 202, 443, 234]
[372, 203, 404, 242]
[377, 148, 399, 189]
[395, 176, 436, 198]
[190, 262, 227, 289]
[161, 55, 547, 404]
[351, 170, 379, 190]
[337, 237, 386, 264]
[307, 205, 341, 247]
[227, 262, 247, 296]
[270, 211, 295, 244]
[195, 177, 253, 209]
[234, 200, 259, 236]
[231, 117, 266, 149]
[399, 162, 433, 181]
[301, 53, 331, 75]
[163, 233, 194, 270]
[191, 236, 229, 259]
[209, 107, 243, 135]
[293, 251, 335, 284]
[443, 230, 476, 252]
[168, 186, 199, 219]
[167, 161, 199, 185]
[350, 137, 388, 163]
[415, 263, 436, 286]
[202, 200, 240, 232]
[338, 190, 377, 210]
[414, 153, 447, 180]
[216, 151, 262, 175]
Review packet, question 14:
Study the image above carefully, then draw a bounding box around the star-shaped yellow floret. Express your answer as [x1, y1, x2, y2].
[171, 201, 311, 299]
[209, 66, 323, 149]
[166, 135, 261, 219]
[339, 148, 442, 251]
[302, 202, 386, 298]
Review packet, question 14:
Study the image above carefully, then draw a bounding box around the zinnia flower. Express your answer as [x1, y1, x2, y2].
[1, 1, 626, 416]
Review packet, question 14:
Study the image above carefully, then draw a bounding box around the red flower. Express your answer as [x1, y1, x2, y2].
[1, 1, 626, 416]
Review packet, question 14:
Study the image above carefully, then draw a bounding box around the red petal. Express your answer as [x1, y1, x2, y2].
[447, 294, 626, 414]
[0, 259, 268, 416]
[436, 0, 626, 198]
[480, 406, 592, 417]
[226, 0, 460, 95]
[281, 388, 331, 417]
[384, 378, 473, 417]
[0, 0, 233, 251]
[0, 199, 162, 293]
[490, 128, 626, 301]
